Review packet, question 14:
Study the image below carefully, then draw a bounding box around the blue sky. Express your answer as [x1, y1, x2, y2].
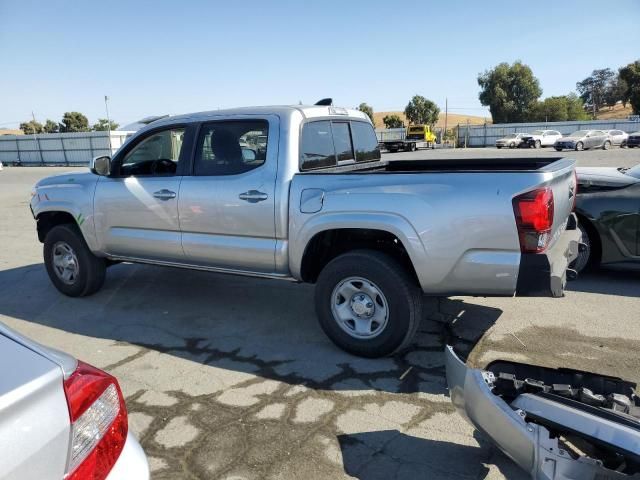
[1, 0, 639, 128]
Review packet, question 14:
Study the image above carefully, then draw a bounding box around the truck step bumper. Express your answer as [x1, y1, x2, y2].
[516, 213, 581, 297]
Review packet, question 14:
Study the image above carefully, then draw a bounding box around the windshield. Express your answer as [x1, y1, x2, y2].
[504, 134, 518, 138]
[625, 164, 640, 179]
[531, 130, 544, 135]
[569, 130, 589, 137]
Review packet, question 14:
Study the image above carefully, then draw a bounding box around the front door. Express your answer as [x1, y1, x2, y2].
[94, 125, 193, 261]
[178, 117, 278, 273]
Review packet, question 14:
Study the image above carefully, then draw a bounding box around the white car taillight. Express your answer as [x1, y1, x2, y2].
[63, 361, 128, 480]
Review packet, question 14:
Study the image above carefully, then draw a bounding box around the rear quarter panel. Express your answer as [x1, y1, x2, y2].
[576, 183, 640, 263]
[290, 163, 574, 296]
[0, 335, 70, 480]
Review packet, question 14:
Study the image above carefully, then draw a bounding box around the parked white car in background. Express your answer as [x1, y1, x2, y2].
[520, 130, 563, 148]
[603, 129, 629, 147]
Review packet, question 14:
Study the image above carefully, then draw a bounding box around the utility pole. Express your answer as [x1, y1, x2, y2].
[104, 95, 113, 154]
[444, 97, 448, 145]
[32, 111, 44, 165]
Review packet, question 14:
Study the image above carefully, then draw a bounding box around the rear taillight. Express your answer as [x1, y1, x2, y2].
[63, 361, 128, 480]
[512, 187, 554, 253]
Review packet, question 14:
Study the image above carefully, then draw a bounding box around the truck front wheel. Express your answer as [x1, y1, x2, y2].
[44, 224, 106, 297]
[314, 250, 422, 358]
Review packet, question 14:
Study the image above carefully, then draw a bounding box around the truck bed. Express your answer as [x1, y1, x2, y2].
[290, 156, 577, 296]
[299, 157, 567, 174]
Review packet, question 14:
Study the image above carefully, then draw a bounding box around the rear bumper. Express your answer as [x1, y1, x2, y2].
[516, 213, 581, 297]
[444, 346, 640, 480]
[106, 432, 149, 480]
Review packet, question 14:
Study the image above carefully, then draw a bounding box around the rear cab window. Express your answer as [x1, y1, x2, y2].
[300, 120, 380, 171]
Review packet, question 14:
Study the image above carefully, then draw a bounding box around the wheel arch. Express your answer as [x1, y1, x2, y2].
[35, 210, 98, 253]
[297, 226, 421, 287]
[575, 212, 602, 266]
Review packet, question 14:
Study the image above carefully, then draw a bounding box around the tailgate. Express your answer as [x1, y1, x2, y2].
[539, 159, 577, 248]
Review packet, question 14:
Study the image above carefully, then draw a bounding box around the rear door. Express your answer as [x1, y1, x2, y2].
[178, 117, 278, 273]
[94, 125, 194, 260]
[0, 335, 70, 479]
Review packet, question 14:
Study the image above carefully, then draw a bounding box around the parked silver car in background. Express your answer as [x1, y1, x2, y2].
[554, 130, 609, 151]
[495, 133, 527, 148]
[0, 321, 149, 480]
[603, 129, 629, 147]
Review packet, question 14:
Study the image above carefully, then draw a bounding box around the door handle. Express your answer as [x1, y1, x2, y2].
[238, 190, 268, 203]
[153, 189, 176, 201]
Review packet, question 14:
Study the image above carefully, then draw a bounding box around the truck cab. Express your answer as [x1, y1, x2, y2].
[405, 124, 436, 143]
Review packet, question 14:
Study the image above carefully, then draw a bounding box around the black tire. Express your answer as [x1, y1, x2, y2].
[602, 140, 611, 150]
[44, 224, 106, 297]
[534, 139, 541, 149]
[509, 142, 516, 149]
[314, 250, 423, 358]
[554, 147, 563, 151]
[570, 223, 593, 274]
[389, 148, 398, 153]
[496, 145, 502, 149]
[575, 141, 584, 151]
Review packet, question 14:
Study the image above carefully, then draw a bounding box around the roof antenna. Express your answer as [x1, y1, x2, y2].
[315, 98, 333, 106]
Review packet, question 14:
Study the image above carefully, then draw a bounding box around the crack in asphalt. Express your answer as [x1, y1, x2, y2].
[117, 303, 500, 479]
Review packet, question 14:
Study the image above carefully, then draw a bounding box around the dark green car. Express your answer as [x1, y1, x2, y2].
[572, 164, 640, 272]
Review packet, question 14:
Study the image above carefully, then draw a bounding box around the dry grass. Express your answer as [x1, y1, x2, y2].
[373, 111, 490, 129]
[594, 103, 633, 120]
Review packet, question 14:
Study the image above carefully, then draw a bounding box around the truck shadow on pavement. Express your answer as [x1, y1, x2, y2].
[0, 261, 500, 395]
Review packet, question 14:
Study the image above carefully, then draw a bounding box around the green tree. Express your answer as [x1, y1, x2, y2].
[604, 75, 628, 108]
[92, 118, 119, 131]
[565, 93, 589, 120]
[357, 103, 375, 125]
[478, 61, 542, 123]
[43, 119, 59, 133]
[382, 114, 404, 129]
[530, 94, 588, 122]
[576, 68, 615, 113]
[404, 95, 440, 126]
[59, 112, 90, 132]
[20, 120, 44, 134]
[619, 60, 640, 115]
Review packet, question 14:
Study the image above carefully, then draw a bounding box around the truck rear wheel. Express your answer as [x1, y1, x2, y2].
[314, 250, 423, 358]
[44, 224, 106, 297]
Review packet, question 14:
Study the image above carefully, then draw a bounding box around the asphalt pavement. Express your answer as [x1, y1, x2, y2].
[0, 148, 638, 479]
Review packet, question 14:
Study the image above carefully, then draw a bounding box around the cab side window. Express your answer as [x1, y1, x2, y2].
[194, 120, 268, 176]
[120, 128, 185, 176]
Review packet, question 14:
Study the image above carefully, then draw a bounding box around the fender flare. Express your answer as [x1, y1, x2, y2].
[289, 211, 429, 288]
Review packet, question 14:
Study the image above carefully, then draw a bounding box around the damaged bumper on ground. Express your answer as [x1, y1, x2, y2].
[445, 346, 640, 479]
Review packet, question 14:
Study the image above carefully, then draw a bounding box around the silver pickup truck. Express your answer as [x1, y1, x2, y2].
[30, 104, 580, 358]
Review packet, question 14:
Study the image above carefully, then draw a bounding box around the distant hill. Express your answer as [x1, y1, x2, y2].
[373, 111, 490, 129]
[594, 103, 634, 120]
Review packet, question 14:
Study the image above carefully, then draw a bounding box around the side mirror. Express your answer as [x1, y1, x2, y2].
[91, 155, 111, 176]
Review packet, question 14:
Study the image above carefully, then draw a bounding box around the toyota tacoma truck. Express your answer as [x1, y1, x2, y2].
[30, 103, 580, 358]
